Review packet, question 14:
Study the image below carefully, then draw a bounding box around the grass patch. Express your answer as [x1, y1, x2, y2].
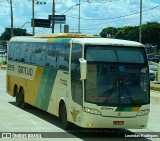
[0, 61, 7, 65]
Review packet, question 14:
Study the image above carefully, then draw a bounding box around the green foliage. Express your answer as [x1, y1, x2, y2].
[100, 27, 118, 38]
[0, 28, 32, 41]
[115, 26, 139, 42]
[99, 22, 160, 49]
[0, 61, 7, 65]
[141, 22, 160, 46]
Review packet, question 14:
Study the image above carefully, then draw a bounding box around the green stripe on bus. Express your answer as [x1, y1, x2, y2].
[61, 39, 71, 43]
[116, 107, 132, 112]
[35, 68, 57, 111]
[54, 38, 71, 43]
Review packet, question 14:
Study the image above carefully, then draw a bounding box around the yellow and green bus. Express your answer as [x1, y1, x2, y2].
[6, 33, 150, 129]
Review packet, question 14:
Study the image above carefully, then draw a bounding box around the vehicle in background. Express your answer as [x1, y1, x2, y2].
[0, 50, 5, 54]
[149, 69, 155, 81]
[149, 63, 158, 81]
[147, 54, 159, 63]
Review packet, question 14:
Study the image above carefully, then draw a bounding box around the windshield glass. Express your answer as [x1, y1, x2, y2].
[86, 46, 145, 63]
[85, 46, 149, 106]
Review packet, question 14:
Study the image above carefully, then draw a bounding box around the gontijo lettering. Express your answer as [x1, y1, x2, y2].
[18, 66, 33, 76]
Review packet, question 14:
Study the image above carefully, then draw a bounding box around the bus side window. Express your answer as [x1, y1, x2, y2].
[19, 42, 25, 62]
[41, 43, 48, 66]
[8, 42, 14, 60]
[13, 42, 19, 61]
[25, 43, 35, 64]
[47, 43, 56, 68]
[56, 43, 69, 70]
[35, 43, 43, 66]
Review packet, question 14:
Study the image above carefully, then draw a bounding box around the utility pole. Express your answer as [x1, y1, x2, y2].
[32, 0, 35, 35]
[9, 0, 13, 37]
[31, 0, 46, 36]
[139, 0, 142, 43]
[52, 0, 55, 33]
[78, 0, 80, 33]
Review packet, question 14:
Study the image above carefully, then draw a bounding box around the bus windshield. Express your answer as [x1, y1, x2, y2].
[86, 46, 145, 63]
[85, 45, 149, 106]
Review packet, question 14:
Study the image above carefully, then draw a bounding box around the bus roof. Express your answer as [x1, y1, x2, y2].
[72, 38, 143, 47]
[33, 33, 95, 38]
[10, 33, 143, 47]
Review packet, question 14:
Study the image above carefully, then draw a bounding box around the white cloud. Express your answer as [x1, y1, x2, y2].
[0, 0, 160, 35]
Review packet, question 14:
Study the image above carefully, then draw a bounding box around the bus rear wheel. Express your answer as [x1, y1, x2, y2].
[15, 88, 20, 107]
[19, 88, 27, 109]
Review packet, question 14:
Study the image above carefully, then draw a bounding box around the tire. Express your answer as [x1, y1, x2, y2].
[60, 104, 71, 130]
[19, 88, 27, 109]
[15, 88, 20, 107]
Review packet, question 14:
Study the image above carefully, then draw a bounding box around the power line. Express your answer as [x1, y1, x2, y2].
[55, 4, 160, 22]
[79, 4, 160, 20]
[54, 3, 160, 32]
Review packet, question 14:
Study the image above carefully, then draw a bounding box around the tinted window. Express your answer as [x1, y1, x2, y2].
[25, 43, 35, 64]
[86, 46, 146, 63]
[8, 42, 70, 70]
[56, 43, 70, 70]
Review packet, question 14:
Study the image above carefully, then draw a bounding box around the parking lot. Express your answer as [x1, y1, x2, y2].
[0, 69, 160, 141]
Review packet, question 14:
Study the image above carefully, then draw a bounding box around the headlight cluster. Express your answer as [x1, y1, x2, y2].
[137, 109, 150, 116]
[83, 107, 101, 115]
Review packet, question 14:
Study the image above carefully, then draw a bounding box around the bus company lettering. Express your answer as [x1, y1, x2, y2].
[8, 64, 15, 71]
[18, 66, 33, 76]
[91, 96, 112, 101]
[60, 78, 67, 86]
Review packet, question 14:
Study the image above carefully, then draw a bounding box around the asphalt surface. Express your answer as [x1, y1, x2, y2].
[0, 70, 160, 141]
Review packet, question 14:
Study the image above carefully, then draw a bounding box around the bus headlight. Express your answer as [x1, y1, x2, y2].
[137, 109, 150, 116]
[83, 107, 101, 115]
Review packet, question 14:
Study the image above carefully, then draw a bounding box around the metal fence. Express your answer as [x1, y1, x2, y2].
[0, 41, 8, 63]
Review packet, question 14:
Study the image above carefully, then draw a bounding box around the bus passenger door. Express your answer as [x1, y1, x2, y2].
[70, 43, 83, 124]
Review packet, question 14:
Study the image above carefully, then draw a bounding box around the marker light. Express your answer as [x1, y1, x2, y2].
[83, 107, 100, 115]
[137, 109, 150, 116]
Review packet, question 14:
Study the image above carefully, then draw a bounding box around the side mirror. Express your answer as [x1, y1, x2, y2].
[79, 58, 87, 80]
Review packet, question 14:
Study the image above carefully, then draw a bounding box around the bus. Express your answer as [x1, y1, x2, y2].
[6, 33, 150, 129]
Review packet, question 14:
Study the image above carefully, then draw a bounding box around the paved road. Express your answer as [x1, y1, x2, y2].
[0, 70, 160, 141]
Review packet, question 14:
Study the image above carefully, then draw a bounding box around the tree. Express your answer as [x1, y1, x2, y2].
[100, 27, 118, 38]
[115, 26, 139, 42]
[0, 28, 32, 41]
[100, 22, 160, 50]
[141, 22, 160, 47]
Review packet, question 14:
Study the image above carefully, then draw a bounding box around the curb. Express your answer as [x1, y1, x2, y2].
[0, 65, 7, 70]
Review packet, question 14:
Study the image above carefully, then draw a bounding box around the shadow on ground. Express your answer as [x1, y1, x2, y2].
[9, 101, 151, 141]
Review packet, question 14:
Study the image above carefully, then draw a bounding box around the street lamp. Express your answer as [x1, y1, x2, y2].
[21, 22, 31, 36]
[60, 4, 79, 33]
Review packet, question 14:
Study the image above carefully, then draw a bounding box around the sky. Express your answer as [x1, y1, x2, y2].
[0, 0, 160, 36]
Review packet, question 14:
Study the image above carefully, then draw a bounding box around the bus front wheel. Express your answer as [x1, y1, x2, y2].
[60, 103, 71, 130]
